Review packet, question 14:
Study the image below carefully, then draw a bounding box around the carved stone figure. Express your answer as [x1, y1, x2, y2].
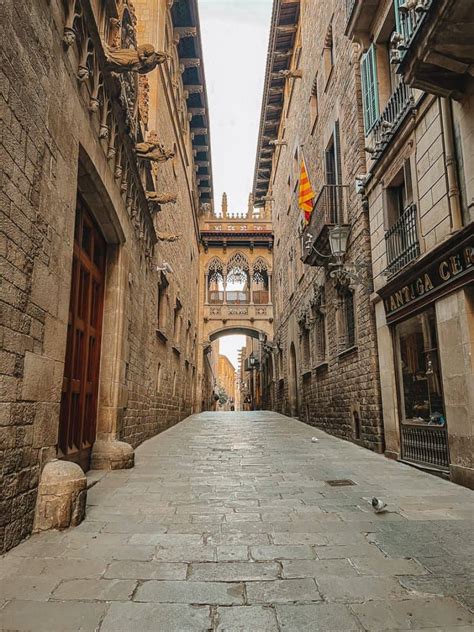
[156, 231, 181, 242]
[136, 132, 174, 162]
[145, 192, 177, 204]
[104, 44, 169, 75]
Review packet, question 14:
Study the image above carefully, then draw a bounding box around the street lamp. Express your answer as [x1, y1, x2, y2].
[328, 225, 350, 261]
[327, 225, 369, 287]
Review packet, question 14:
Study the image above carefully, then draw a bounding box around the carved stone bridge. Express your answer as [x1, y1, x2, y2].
[199, 194, 274, 345]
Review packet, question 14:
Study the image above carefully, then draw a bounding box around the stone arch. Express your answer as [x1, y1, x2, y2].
[226, 251, 250, 285]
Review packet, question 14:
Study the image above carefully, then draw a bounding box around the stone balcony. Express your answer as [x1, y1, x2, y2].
[301, 185, 350, 267]
[395, 0, 474, 100]
[204, 298, 273, 325]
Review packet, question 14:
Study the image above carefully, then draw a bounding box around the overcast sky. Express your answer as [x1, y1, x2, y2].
[199, 0, 273, 370]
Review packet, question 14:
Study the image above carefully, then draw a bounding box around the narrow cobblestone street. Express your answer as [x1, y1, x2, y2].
[1, 411, 473, 631]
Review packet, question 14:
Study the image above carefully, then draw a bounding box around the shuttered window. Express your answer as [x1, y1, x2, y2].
[361, 44, 379, 135]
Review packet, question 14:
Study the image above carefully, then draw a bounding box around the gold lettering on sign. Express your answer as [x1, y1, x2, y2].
[450, 254, 462, 275]
[395, 290, 404, 308]
[424, 274, 434, 292]
[463, 246, 474, 266]
[439, 260, 450, 281]
[415, 277, 425, 295]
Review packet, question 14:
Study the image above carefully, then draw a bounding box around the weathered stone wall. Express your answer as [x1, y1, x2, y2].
[0, 0, 202, 553]
[269, 0, 383, 450]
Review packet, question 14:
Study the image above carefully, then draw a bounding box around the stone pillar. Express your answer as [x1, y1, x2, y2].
[94, 245, 135, 469]
[33, 460, 87, 533]
[436, 289, 474, 489]
[374, 299, 400, 459]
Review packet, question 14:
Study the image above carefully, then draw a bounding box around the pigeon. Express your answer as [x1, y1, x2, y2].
[371, 497, 388, 514]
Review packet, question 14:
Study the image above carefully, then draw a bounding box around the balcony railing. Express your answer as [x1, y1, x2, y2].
[301, 185, 349, 267]
[401, 422, 449, 470]
[209, 291, 224, 304]
[370, 79, 414, 159]
[226, 291, 250, 304]
[208, 290, 270, 305]
[385, 203, 420, 276]
[394, 0, 433, 64]
[253, 290, 269, 305]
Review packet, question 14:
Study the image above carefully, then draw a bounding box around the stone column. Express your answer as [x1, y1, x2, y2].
[91, 245, 134, 470]
[436, 289, 474, 489]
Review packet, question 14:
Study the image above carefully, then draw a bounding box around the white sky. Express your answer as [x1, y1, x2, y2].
[199, 0, 273, 370]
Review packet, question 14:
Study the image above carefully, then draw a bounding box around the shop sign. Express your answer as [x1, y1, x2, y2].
[383, 244, 473, 317]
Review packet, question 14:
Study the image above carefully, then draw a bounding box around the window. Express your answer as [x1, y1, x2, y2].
[338, 289, 356, 352]
[310, 75, 318, 132]
[156, 363, 162, 390]
[157, 277, 169, 330]
[361, 44, 379, 135]
[173, 298, 182, 345]
[395, 309, 445, 425]
[324, 122, 344, 223]
[312, 287, 326, 363]
[301, 327, 310, 369]
[384, 161, 413, 229]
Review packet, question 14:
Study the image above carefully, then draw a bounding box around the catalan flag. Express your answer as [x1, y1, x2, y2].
[298, 157, 315, 223]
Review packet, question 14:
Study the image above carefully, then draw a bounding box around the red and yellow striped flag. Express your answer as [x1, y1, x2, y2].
[298, 157, 315, 223]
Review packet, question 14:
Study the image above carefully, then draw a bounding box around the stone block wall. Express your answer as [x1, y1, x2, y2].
[268, 0, 383, 451]
[0, 0, 202, 553]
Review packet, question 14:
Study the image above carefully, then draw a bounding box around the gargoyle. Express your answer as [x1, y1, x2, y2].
[145, 192, 177, 204]
[156, 231, 181, 242]
[136, 139, 175, 162]
[104, 44, 170, 75]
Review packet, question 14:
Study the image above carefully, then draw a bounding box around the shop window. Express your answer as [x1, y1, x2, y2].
[361, 44, 379, 135]
[395, 308, 445, 425]
[310, 74, 318, 132]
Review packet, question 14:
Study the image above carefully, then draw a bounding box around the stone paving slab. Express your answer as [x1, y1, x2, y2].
[0, 411, 473, 631]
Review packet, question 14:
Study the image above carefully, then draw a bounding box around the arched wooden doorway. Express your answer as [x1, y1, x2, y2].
[289, 341, 299, 417]
[58, 195, 106, 471]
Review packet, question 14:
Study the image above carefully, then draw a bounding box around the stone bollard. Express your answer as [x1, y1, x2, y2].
[90, 439, 134, 470]
[33, 460, 87, 533]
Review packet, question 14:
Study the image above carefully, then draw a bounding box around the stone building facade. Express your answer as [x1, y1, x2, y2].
[254, 0, 384, 451]
[346, 0, 473, 487]
[217, 354, 236, 408]
[197, 194, 274, 411]
[0, 0, 212, 553]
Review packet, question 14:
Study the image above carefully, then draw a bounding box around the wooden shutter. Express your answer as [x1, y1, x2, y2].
[361, 44, 379, 135]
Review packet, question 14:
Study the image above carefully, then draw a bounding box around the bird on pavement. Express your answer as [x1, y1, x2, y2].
[371, 497, 388, 514]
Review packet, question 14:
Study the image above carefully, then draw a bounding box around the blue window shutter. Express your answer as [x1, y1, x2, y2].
[361, 44, 379, 135]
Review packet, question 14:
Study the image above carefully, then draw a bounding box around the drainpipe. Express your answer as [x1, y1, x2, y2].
[440, 98, 463, 231]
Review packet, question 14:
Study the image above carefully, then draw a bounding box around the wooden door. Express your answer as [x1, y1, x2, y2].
[58, 196, 106, 471]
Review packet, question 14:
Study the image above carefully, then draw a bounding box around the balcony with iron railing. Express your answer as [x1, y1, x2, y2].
[384, 203, 420, 276]
[394, 0, 472, 100]
[368, 79, 415, 161]
[301, 185, 350, 267]
[392, 0, 433, 65]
